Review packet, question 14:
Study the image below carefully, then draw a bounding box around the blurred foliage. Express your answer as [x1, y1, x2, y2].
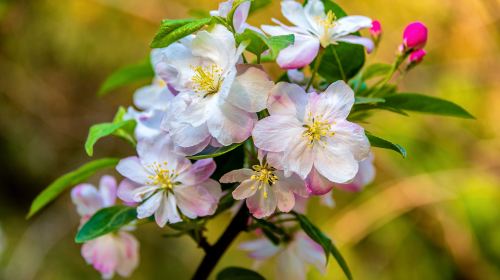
[0, 0, 500, 279]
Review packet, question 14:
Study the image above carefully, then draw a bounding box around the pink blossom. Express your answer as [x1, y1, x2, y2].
[220, 153, 308, 218]
[116, 134, 222, 227]
[154, 25, 273, 149]
[261, 0, 373, 69]
[240, 231, 326, 280]
[71, 176, 139, 279]
[409, 49, 427, 64]
[252, 81, 371, 195]
[370, 20, 382, 38]
[403, 21, 428, 50]
[210, 0, 257, 34]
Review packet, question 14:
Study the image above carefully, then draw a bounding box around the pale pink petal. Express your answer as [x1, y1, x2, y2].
[320, 193, 336, 208]
[220, 169, 253, 183]
[225, 67, 274, 112]
[115, 232, 140, 278]
[313, 144, 358, 184]
[233, 1, 250, 33]
[296, 232, 327, 273]
[168, 121, 211, 148]
[239, 238, 280, 260]
[277, 171, 308, 197]
[176, 159, 216, 185]
[277, 249, 307, 280]
[174, 136, 211, 156]
[155, 192, 181, 227]
[305, 167, 334, 195]
[179, 96, 211, 127]
[71, 184, 103, 217]
[116, 157, 151, 185]
[283, 137, 315, 179]
[336, 153, 375, 192]
[174, 180, 221, 218]
[207, 99, 256, 146]
[266, 151, 285, 170]
[267, 82, 308, 121]
[246, 185, 277, 218]
[81, 236, 119, 280]
[136, 191, 162, 219]
[98, 175, 117, 207]
[310, 81, 354, 121]
[273, 182, 295, 213]
[137, 134, 191, 171]
[191, 25, 236, 70]
[336, 35, 374, 53]
[281, 0, 314, 31]
[232, 179, 258, 200]
[330, 120, 370, 161]
[334, 15, 372, 36]
[252, 115, 303, 153]
[276, 35, 320, 69]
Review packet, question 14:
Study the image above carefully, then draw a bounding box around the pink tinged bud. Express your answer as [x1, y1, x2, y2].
[403, 21, 428, 50]
[370, 20, 382, 38]
[409, 49, 426, 63]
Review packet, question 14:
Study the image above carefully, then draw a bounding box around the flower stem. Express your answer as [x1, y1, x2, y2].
[191, 204, 249, 280]
[306, 48, 325, 91]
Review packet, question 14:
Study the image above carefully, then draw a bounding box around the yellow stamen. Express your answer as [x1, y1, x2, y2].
[302, 115, 334, 146]
[191, 64, 223, 96]
[147, 162, 178, 190]
[250, 163, 279, 199]
[316, 10, 337, 30]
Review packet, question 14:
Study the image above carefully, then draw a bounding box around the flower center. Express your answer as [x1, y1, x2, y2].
[147, 162, 178, 190]
[316, 10, 337, 30]
[191, 64, 224, 96]
[250, 163, 279, 199]
[302, 117, 334, 145]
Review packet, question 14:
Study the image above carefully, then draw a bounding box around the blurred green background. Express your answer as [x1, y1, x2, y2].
[1, 0, 499, 279]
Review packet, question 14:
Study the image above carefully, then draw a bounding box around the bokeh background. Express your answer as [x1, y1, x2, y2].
[1, 0, 499, 279]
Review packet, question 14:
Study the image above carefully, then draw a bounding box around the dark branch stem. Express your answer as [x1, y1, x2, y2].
[191, 205, 249, 280]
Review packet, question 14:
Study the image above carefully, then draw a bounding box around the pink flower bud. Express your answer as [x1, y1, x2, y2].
[403, 21, 428, 50]
[409, 49, 426, 63]
[370, 20, 382, 38]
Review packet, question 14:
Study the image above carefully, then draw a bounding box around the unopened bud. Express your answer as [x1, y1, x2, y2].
[403, 21, 428, 50]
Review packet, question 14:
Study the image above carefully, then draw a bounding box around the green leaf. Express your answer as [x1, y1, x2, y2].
[366, 133, 407, 158]
[84, 107, 136, 156]
[383, 93, 474, 119]
[151, 17, 212, 48]
[319, 43, 365, 82]
[27, 158, 119, 218]
[294, 213, 353, 280]
[316, 1, 365, 82]
[98, 59, 154, 96]
[187, 143, 243, 160]
[354, 97, 385, 105]
[75, 205, 137, 243]
[236, 29, 270, 56]
[267, 35, 294, 60]
[249, 0, 272, 14]
[362, 63, 392, 80]
[217, 267, 266, 280]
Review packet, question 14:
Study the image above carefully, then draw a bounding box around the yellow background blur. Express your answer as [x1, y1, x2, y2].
[0, 0, 499, 279]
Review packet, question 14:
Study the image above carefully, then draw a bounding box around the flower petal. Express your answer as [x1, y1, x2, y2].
[333, 15, 372, 37]
[115, 232, 140, 278]
[207, 99, 256, 146]
[239, 238, 280, 260]
[246, 185, 277, 218]
[233, 0, 250, 33]
[336, 35, 374, 53]
[137, 191, 163, 219]
[268, 82, 308, 121]
[283, 137, 315, 179]
[191, 25, 236, 70]
[310, 81, 354, 121]
[99, 175, 117, 207]
[116, 157, 151, 185]
[330, 119, 370, 161]
[174, 180, 221, 218]
[225, 67, 274, 112]
[274, 182, 296, 213]
[276, 35, 320, 69]
[81, 235, 119, 280]
[305, 167, 334, 195]
[313, 144, 359, 184]
[177, 158, 216, 185]
[252, 115, 303, 153]
[71, 184, 103, 217]
[116, 179, 141, 204]
[220, 168, 253, 183]
[281, 0, 314, 31]
[232, 179, 258, 200]
[155, 192, 181, 227]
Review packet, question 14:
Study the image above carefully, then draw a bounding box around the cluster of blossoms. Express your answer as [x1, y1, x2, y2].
[54, 0, 440, 279]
